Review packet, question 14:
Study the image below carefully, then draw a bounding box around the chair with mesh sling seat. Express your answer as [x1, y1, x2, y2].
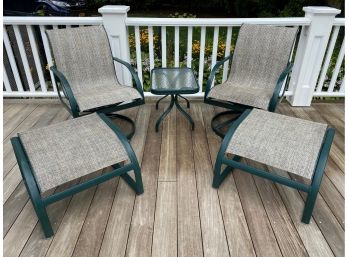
[204, 24, 298, 137]
[212, 109, 335, 224]
[11, 113, 144, 238]
[46, 26, 144, 139]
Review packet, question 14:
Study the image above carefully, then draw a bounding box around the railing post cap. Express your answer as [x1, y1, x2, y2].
[98, 5, 130, 14]
[303, 6, 341, 15]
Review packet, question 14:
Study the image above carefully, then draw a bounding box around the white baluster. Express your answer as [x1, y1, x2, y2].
[13, 25, 35, 92]
[134, 26, 143, 84]
[3, 26, 24, 91]
[339, 76, 344, 93]
[148, 26, 154, 71]
[187, 26, 193, 68]
[39, 25, 57, 92]
[198, 26, 206, 91]
[3, 66, 12, 92]
[174, 26, 180, 67]
[27, 25, 47, 92]
[161, 26, 167, 67]
[222, 27, 232, 82]
[317, 26, 340, 92]
[328, 37, 345, 92]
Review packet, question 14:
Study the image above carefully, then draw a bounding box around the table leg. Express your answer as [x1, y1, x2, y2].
[177, 94, 190, 108]
[174, 95, 195, 130]
[155, 94, 169, 110]
[155, 94, 175, 132]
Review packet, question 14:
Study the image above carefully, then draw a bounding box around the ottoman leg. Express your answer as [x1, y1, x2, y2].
[301, 188, 319, 224]
[301, 128, 335, 224]
[35, 203, 54, 238]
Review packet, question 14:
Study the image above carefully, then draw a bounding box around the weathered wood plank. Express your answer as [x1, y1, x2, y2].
[190, 104, 230, 257]
[18, 178, 82, 257]
[201, 105, 256, 257]
[269, 167, 335, 257]
[3, 175, 83, 257]
[158, 107, 177, 181]
[71, 172, 118, 257]
[125, 105, 163, 257]
[3, 104, 38, 140]
[98, 106, 151, 257]
[176, 106, 203, 257]
[247, 160, 309, 257]
[290, 174, 344, 256]
[233, 170, 283, 257]
[44, 181, 98, 257]
[151, 182, 177, 257]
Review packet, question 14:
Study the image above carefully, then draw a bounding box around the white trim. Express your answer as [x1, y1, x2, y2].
[126, 17, 311, 26]
[4, 16, 103, 25]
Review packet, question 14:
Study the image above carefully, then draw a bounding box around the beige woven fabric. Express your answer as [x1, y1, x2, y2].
[74, 84, 141, 111]
[19, 113, 129, 193]
[207, 82, 273, 109]
[226, 109, 327, 179]
[46, 26, 141, 112]
[208, 24, 297, 109]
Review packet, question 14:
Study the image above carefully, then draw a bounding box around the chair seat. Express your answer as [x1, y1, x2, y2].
[207, 82, 274, 110]
[74, 85, 142, 112]
[226, 109, 328, 179]
[19, 113, 129, 193]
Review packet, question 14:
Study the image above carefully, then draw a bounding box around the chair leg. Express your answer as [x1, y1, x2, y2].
[133, 165, 144, 195]
[212, 158, 223, 188]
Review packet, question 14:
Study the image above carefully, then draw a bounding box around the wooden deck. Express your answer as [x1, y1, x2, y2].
[3, 100, 345, 257]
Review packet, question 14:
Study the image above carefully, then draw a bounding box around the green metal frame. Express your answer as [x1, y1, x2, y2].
[150, 67, 199, 132]
[204, 54, 293, 137]
[10, 113, 144, 238]
[212, 109, 335, 224]
[50, 56, 145, 139]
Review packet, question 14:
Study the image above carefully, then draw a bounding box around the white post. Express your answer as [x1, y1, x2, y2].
[287, 6, 340, 106]
[98, 5, 132, 86]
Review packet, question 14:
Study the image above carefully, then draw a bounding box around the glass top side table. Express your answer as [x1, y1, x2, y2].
[151, 67, 199, 132]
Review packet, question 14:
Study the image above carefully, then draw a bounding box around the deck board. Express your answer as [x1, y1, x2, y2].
[2, 101, 345, 257]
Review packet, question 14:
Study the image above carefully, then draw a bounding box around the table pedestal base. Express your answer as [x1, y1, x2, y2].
[155, 94, 194, 132]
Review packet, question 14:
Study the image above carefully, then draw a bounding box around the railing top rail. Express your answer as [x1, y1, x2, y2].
[3, 16, 103, 25]
[125, 17, 311, 26]
[333, 18, 345, 25]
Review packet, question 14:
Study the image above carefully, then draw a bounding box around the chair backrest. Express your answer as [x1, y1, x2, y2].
[228, 24, 297, 92]
[46, 26, 118, 94]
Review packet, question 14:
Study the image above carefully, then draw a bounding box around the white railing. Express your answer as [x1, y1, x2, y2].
[2, 6, 345, 106]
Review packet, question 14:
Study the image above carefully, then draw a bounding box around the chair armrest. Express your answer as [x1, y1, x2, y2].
[268, 62, 293, 112]
[205, 55, 233, 99]
[113, 57, 144, 99]
[50, 66, 79, 116]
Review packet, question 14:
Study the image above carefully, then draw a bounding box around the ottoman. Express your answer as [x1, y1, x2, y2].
[11, 113, 144, 238]
[212, 109, 335, 223]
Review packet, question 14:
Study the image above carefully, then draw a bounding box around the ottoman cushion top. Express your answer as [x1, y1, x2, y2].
[19, 113, 128, 193]
[226, 109, 328, 179]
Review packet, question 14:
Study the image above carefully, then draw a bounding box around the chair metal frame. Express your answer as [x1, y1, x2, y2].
[212, 109, 335, 224]
[11, 113, 144, 238]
